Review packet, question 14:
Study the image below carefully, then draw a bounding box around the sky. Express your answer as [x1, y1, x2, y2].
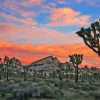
[0, 0, 100, 67]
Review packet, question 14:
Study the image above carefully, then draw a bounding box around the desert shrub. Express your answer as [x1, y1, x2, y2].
[38, 80, 46, 86]
[66, 80, 75, 87]
[59, 91, 77, 100]
[11, 83, 40, 99]
[18, 81, 32, 88]
[78, 90, 89, 97]
[53, 79, 60, 88]
[80, 82, 90, 91]
[88, 85, 97, 91]
[1, 92, 6, 97]
[32, 88, 40, 97]
[89, 90, 100, 100]
[33, 78, 43, 83]
[10, 82, 54, 99]
[93, 82, 100, 87]
[9, 80, 15, 84]
[39, 84, 55, 98]
[53, 87, 61, 97]
[81, 84, 97, 92]
[0, 82, 12, 95]
[72, 84, 81, 90]
[12, 88, 32, 100]
[5, 84, 19, 93]
[5, 94, 14, 100]
[0, 75, 100, 100]
[57, 79, 67, 89]
[12, 88, 25, 98]
[47, 82, 54, 89]
[14, 79, 21, 83]
[46, 78, 55, 84]
[0, 82, 9, 87]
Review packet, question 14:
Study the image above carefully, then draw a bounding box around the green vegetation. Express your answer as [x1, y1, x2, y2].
[0, 77, 100, 100]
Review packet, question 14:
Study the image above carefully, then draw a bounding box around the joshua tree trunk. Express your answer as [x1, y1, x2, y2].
[24, 67, 26, 81]
[75, 65, 78, 83]
[0, 72, 1, 80]
[24, 67, 27, 81]
[0, 68, 2, 80]
[6, 63, 9, 81]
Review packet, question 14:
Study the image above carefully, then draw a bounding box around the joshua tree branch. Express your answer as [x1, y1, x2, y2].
[83, 38, 98, 54]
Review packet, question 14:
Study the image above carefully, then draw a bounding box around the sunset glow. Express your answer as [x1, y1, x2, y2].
[0, 0, 100, 67]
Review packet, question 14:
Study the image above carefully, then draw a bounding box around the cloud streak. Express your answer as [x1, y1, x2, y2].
[75, 0, 100, 7]
[0, 42, 99, 68]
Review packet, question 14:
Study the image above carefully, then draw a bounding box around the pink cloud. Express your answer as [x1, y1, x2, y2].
[0, 0, 37, 18]
[0, 13, 81, 44]
[0, 11, 82, 48]
[20, 0, 43, 7]
[0, 12, 37, 26]
[20, 11, 36, 18]
[0, 23, 20, 34]
[57, 0, 68, 4]
[48, 8, 90, 26]
[75, 0, 82, 3]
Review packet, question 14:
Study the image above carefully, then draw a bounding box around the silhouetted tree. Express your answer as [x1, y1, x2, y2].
[69, 54, 83, 83]
[0, 58, 3, 80]
[76, 19, 100, 57]
[56, 69, 62, 81]
[23, 66, 28, 81]
[9, 57, 17, 79]
[4, 55, 10, 81]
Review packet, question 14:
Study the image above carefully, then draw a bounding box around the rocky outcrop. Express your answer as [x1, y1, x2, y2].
[27, 56, 61, 74]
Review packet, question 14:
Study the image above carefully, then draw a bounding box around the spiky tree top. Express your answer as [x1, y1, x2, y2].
[4, 55, 10, 64]
[0, 58, 2, 62]
[76, 19, 100, 56]
[69, 54, 83, 67]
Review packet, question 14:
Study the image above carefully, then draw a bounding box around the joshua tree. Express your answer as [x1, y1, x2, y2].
[4, 55, 10, 81]
[9, 57, 17, 79]
[76, 19, 100, 57]
[69, 54, 83, 83]
[23, 66, 28, 81]
[0, 58, 3, 80]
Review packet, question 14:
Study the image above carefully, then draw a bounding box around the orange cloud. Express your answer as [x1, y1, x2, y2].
[48, 8, 90, 26]
[0, 42, 100, 68]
